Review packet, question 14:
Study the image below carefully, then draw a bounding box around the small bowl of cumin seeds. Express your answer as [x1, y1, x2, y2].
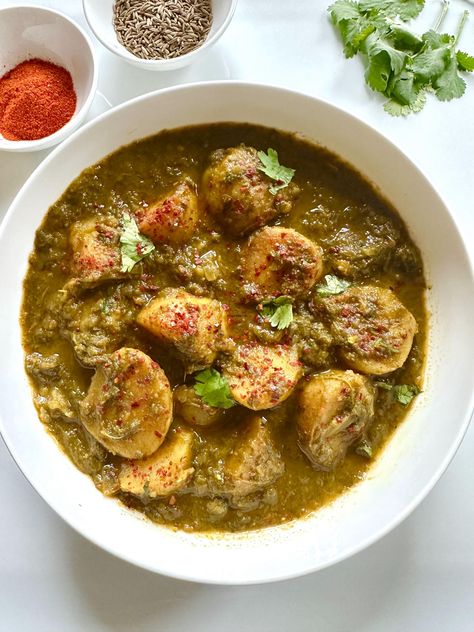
[83, 0, 237, 71]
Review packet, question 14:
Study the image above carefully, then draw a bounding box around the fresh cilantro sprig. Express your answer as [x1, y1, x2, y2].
[316, 274, 351, 297]
[260, 296, 294, 330]
[328, 0, 474, 116]
[257, 148, 295, 194]
[120, 213, 155, 272]
[375, 381, 420, 405]
[193, 368, 235, 409]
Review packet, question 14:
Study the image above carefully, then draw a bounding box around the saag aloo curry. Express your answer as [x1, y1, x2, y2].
[21, 123, 427, 532]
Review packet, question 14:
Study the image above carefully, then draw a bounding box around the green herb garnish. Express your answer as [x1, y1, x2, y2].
[120, 213, 155, 272]
[260, 296, 294, 330]
[194, 368, 235, 409]
[316, 274, 351, 297]
[328, 0, 474, 116]
[374, 381, 420, 404]
[257, 148, 295, 194]
[355, 438, 373, 458]
[393, 383, 420, 405]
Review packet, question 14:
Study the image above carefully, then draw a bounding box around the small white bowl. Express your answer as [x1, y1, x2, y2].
[0, 5, 97, 152]
[83, 0, 237, 71]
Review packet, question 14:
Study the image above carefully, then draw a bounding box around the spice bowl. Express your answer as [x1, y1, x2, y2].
[0, 5, 97, 152]
[83, 0, 238, 71]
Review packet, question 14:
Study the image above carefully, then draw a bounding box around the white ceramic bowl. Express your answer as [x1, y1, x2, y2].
[83, 0, 237, 71]
[0, 5, 97, 152]
[0, 83, 473, 584]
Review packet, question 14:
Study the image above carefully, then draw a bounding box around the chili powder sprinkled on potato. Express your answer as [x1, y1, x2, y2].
[0, 59, 76, 141]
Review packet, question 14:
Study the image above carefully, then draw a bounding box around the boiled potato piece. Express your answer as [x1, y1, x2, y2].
[137, 179, 199, 245]
[137, 288, 233, 371]
[70, 217, 121, 283]
[224, 416, 284, 497]
[119, 428, 195, 498]
[174, 385, 225, 427]
[80, 347, 172, 459]
[297, 370, 375, 471]
[321, 285, 418, 375]
[222, 343, 302, 410]
[241, 226, 324, 301]
[201, 145, 299, 236]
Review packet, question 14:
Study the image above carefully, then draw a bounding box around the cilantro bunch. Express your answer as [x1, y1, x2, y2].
[328, 0, 474, 115]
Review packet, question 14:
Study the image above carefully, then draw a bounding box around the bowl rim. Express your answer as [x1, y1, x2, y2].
[82, 0, 238, 69]
[1, 81, 473, 584]
[0, 4, 98, 152]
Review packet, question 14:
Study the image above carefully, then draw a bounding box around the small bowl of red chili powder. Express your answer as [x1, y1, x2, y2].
[0, 5, 97, 152]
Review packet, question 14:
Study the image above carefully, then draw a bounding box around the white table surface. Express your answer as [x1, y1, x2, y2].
[1, 0, 473, 630]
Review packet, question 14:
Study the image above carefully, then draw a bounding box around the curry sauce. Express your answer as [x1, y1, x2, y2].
[21, 123, 427, 532]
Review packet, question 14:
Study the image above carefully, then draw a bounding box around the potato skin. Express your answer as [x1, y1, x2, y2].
[224, 416, 284, 497]
[201, 145, 299, 236]
[119, 427, 194, 498]
[297, 370, 375, 471]
[70, 218, 121, 283]
[319, 285, 418, 375]
[137, 288, 233, 372]
[137, 179, 199, 245]
[241, 226, 324, 301]
[174, 385, 225, 427]
[222, 343, 302, 410]
[80, 347, 172, 459]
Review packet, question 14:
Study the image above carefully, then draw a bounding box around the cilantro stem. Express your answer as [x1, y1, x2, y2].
[433, 0, 450, 32]
[455, 10, 469, 45]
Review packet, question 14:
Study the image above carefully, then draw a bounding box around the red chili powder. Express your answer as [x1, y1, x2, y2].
[0, 58, 77, 141]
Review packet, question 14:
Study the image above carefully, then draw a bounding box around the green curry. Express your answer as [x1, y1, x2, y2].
[21, 123, 427, 532]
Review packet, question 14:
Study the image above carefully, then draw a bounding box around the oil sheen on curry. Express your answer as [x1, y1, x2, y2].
[21, 123, 427, 532]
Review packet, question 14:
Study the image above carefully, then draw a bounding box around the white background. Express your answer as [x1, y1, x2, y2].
[1, 0, 473, 630]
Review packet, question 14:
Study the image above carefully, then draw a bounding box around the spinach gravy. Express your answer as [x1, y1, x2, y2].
[21, 123, 427, 532]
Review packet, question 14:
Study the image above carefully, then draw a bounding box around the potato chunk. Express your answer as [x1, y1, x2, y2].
[137, 288, 233, 371]
[70, 218, 121, 283]
[80, 348, 172, 459]
[174, 385, 225, 427]
[137, 179, 199, 245]
[119, 428, 194, 498]
[222, 343, 302, 410]
[320, 285, 418, 375]
[297, 370, 375, 471]
[201, 145, 299, 236]
[241, 226, 324, 301]
[224, 416, 284, 497]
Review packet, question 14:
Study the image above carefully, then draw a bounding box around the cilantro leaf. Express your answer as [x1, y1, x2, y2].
[434, 56, 466, 101]
[329, 0, 361, 23]
[411, 44, 450, 84]
[393, 384, 420, 405]
[374, 381, 420, 405]
[358, 0, 425, 21]
[457, 50, 474, 72]
[120, 213, 155, 273]
[257, 149, 295, 194]
[384, 90, 426, 116]
[387, 24, 423, 52]
[194, 368, 235, 409]
[316, 275, 351, 297]
[260, 296, 294, 330]
[387, 69, 419, 105]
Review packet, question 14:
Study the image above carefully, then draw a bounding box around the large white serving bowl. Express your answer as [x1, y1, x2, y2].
[0, 82, 473, 584]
